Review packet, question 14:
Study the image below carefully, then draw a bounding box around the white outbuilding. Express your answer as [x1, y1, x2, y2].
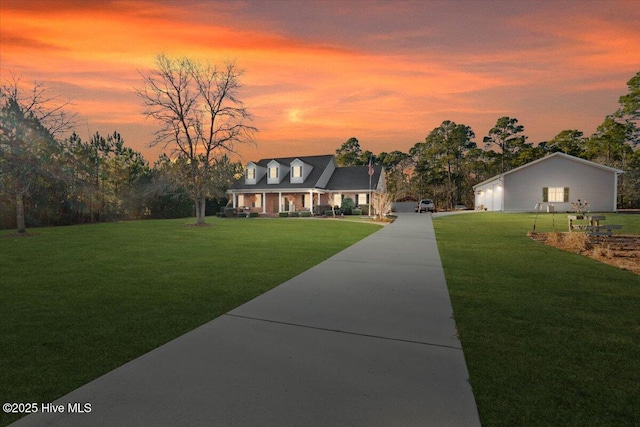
[473, 152, 624, 212]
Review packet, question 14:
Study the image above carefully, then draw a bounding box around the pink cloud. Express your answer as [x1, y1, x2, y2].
[1, 0, 638, 161]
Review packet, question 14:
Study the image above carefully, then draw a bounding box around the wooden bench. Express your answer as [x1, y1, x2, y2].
[568, 215, 610, 230]
[586, 215, 606, 226]
[572, 224, 591, 231]
[584, 224, 623, 237]
[568, 214, 622, 236]
[568, 215, 586, 231]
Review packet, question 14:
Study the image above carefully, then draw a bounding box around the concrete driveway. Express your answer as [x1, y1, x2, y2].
[11, 213, 480, 427]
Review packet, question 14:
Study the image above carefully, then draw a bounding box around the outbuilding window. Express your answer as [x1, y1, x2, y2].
[543, 187, 569, 203]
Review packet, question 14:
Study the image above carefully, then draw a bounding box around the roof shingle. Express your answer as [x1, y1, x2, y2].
[230, 154, 383, 191]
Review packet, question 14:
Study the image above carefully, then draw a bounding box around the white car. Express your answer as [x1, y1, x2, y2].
[416, 199, 435, 213]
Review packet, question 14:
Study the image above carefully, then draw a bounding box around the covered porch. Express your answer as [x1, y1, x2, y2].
[229, 190, 381, 216]
[229, 190, 329, 215]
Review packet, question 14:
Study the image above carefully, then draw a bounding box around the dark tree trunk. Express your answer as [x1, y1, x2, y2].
[16, 193, 26, 234]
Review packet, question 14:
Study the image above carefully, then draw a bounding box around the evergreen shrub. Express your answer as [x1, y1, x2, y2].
[341, 197, 355, 215]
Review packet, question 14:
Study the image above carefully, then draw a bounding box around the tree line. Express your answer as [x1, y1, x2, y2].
[336, 71, 640, 210]
[2, 65, 638, 232]
[1, 55, 253, 233]
[0, 121, 238, 231]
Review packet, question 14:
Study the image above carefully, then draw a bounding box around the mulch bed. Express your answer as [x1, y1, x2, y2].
[528, 232, 640, 275]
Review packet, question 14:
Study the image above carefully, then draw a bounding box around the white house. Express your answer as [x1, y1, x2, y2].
[227, 154, 386, 215]
[473, 152, 624, 212]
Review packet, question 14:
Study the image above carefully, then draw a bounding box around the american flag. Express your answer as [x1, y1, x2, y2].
[368, 157, 374, 176]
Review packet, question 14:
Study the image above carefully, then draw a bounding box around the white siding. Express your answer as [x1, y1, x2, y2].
[375, 170, 386, 192]
[505, 155, 616, 212]
[244, 162, 266, 185]
[290, 158, 313, 184]
[475, 179, 503, 211]
[267, 160, 289, 185]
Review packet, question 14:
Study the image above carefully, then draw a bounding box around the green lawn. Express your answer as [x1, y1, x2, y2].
[0, 217, 381, 426]
[433, 212, 640, 426]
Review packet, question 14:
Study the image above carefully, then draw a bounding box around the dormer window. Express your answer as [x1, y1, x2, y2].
[244, 161, 265, 185]
[290, 158, 312, 184]
[267, 160, 287, 184]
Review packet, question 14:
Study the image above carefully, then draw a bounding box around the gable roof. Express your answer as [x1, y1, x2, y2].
[231, 154, 335, 190]
[326, 165, 383, 191]
[253, 154, 333, 169]
[473, 152, 624, 189]
[230, 154, 384, 192]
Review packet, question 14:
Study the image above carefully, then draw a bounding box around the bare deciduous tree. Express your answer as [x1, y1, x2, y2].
[136, 54, 257, 224]
[1, 76, 75, 137]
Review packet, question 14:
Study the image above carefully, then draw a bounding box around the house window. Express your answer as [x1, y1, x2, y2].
[543, 187, 569, 203]
[269, 167, 278, 179]
[254, 194, 262, 208]
[246, 168, 255, 180]
[292, 166, 302, 178]
[358, 193, 368, 205]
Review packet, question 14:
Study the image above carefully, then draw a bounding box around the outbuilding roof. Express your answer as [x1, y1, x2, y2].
[473, 152, 624, 189]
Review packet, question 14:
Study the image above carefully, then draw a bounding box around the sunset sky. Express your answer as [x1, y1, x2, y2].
[1, 0, 639, 162]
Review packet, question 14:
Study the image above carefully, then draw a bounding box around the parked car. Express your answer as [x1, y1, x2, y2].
[416, 198, 435, 213]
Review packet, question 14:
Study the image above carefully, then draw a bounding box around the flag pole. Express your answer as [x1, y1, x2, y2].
[368, 156, 373, 218]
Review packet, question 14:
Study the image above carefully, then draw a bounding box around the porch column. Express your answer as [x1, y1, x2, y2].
[278, 191, 282, 212]
[309, 190, 314, 213]
[262, 192, 267, 214]
[232, 193, 237, 208]
[613, 172, 619, 212]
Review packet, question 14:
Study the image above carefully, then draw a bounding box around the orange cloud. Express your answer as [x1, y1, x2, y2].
[1, 0, 639, 162]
